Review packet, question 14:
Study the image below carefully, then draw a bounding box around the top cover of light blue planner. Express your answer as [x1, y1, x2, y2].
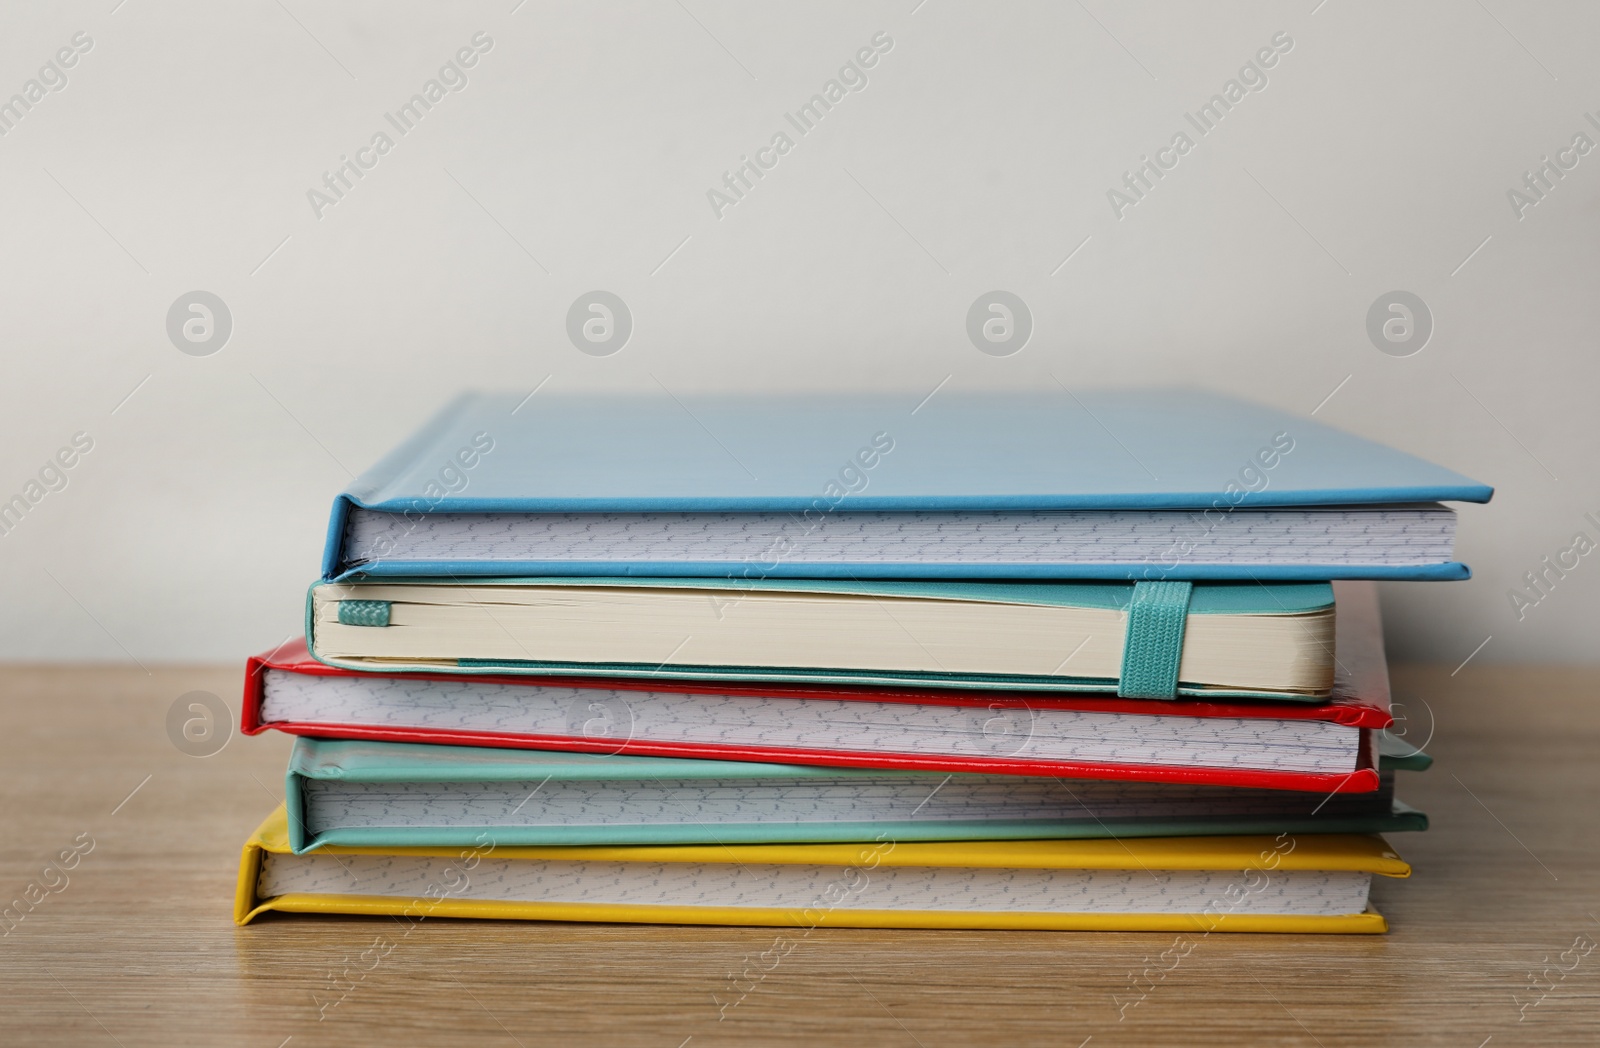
[321, 389, 1491, 581]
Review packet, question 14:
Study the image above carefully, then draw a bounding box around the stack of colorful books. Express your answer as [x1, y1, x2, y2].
[233, 389, 1489, 935]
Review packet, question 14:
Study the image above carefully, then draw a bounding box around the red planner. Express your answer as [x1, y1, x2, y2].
[243, 583, 1391, 794]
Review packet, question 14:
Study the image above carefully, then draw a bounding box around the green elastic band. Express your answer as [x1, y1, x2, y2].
[1117, 581, 1193, 700]
[338, 600, 391, 627]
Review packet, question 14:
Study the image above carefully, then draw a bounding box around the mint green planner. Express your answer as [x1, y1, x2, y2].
[284, 737, 1427, 854]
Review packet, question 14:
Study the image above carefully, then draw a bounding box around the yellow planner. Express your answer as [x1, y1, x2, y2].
[235, 806, 1409, 933]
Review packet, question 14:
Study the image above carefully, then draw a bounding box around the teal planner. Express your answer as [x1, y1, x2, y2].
[305, 577, 1337, 700]
[284, 737, 1429, 853]
[319, 389, 1490, 582]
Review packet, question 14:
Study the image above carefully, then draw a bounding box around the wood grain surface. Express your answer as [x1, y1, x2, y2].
[1, 662, 1596, 1047]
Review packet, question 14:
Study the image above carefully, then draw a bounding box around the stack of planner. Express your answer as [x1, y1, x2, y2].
[233, 389, 1489, 933]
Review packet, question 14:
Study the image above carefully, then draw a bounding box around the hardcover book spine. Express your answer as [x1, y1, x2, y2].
[322, 392, 480, 578]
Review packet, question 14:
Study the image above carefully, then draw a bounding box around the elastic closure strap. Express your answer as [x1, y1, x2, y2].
[338, 600, 392, 627]
[1117, 581, 1193, 700]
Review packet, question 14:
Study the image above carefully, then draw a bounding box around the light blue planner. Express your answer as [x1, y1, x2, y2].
[320, 389, 1490, 581]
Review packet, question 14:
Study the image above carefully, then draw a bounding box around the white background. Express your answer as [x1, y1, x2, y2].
[0, 1, 1595, 665]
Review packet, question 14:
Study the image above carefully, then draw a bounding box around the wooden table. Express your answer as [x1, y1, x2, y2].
[2, 662, 1596, 1046]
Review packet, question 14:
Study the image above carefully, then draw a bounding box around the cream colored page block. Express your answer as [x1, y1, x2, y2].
[313, 585, 1333, 692]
